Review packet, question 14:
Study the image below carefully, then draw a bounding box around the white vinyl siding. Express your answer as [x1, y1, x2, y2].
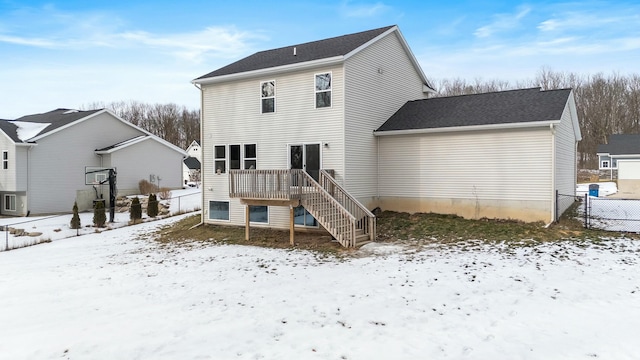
[0, 135, 17, 191]
[554, 96, 579, 215]
[378, 128, 553, 222]
[27, 112, 145, 214]
[201, 65, 345, 227]
[344, 31, 428, 207]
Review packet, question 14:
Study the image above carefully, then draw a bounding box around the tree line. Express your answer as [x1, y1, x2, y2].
[82, 101, 200, 150]
[433, 68, 640, 169]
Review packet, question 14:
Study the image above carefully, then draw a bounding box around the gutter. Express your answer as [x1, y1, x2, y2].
[373, 120, 561, 137]
[192, 56, 344, 85]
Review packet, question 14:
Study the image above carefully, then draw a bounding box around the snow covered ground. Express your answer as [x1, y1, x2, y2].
[0, 188, 200, 251]
[1, 213, 640, 359]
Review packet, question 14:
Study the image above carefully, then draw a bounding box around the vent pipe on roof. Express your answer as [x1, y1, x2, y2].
[293, 47, 297, 56]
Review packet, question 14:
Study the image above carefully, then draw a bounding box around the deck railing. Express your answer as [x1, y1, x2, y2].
[230, 169, 300, 200]
[319, 170, 376, 242]
[229, 169, 375, 247]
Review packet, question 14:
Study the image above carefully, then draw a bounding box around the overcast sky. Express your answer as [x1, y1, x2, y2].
[1, 0, 639, 119]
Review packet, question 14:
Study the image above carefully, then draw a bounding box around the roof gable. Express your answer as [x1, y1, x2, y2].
[598, 134, 640, 155]
[375, 88, 572, 133]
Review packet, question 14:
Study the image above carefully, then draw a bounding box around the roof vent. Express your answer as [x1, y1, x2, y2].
[293, 47, 297, 56]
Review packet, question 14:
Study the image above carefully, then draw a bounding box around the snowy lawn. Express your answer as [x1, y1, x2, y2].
[1, 214, 639, 359]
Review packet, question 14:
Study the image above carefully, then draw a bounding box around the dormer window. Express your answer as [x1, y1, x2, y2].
[261, 80, 275, 113]
[315, 73, 331, 108]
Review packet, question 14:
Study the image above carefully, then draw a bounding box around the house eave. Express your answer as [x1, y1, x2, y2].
[192, 56, 345, 85]
[373, 120, 561, 136]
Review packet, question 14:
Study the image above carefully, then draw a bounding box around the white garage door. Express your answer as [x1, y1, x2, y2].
[618, 160, 640, 179]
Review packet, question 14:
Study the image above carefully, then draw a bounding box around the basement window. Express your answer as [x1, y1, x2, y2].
[4, 194, 16, 212]
[209, 201, 229, 221]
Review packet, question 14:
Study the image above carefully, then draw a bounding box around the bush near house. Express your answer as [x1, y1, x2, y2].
[130, 197, 142, 224]
[138, 179, 158, 195]
[93, 201, 106, 228]
[147, 194, 158, 218]
[70, 202, 81, 230]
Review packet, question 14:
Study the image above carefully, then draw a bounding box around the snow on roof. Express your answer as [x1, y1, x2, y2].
[11, 121, 51, 141]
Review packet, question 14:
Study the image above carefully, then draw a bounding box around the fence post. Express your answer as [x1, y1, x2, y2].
[584, 193, 588, 229]
[5, 225, 8, 251]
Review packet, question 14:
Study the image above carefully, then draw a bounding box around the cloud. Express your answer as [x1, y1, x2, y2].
[0, 5, 265, 62]
[339, 1, 390, 18]
[538, 11, 640, 33]
[474, 6, 531, 38]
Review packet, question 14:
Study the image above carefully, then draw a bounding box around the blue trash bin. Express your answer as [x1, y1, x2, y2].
[589, 184, 599, 197]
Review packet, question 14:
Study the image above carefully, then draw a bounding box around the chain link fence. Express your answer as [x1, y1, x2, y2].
[584, 195, 640, 232]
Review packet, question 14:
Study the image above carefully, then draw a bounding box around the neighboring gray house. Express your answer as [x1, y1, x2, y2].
[192, 25, 581, 247]
[0, 108, 187, 216]
[597, 134, 640, 193]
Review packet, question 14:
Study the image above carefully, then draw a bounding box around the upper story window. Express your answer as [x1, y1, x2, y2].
[261, 80, 275, 113]
[315, 72, 332, 108]
[2, 151, 7, 170]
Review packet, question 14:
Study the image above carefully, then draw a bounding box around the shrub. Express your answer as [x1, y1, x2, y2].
[147, 193, 158, 218]
[130, 197, 142, 224]
[158, 187, 171, 200]
[93, 201, 106, 228]
[138, 179, 157, 195]
[70, 202, 81, 230]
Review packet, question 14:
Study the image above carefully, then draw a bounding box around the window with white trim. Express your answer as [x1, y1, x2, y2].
[601, 160, 610, 169]
[2, 151, 7, 170]
[4, 194, 16, 211]
[249, 205, 268, 223]
[244, 144, 257, 169]
[214, 145, 226, 174]
[261, 80, 275, 113]
[209, 201, 229, 220]
[315, 72, 331, 108]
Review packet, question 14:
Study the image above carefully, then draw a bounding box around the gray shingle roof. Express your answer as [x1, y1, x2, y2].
[0, 120, 21, 142]
[597, 134, 640, 155]
[195, 25, 395, 80]
[12, 108, 103, 140]
[376, 88, 572, 132]
[184, 156, 201, 170]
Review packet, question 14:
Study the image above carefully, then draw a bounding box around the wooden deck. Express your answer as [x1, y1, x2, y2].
[229, 169, 375, 247]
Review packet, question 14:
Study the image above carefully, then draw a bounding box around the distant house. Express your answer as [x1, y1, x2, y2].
[183, 140, 201, 186]
[597, 134, 640, 193]
[192, 25, 581, 247]
[0, 108, 187, 216]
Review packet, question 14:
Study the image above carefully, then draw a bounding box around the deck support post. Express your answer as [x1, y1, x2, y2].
[289, 205, 295, 246]
[245, 205, 250, 241]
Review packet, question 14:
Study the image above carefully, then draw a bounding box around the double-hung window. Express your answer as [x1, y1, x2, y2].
[261, 80, 275, 113]
[2, 151, 7, 170]
[244, 144, 257, 169]
[214, 145, 226, 174]
[315, 73, 331, 108]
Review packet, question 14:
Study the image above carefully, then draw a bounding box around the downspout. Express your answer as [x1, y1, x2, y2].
[550, 123, 556, 224]
[26, 144, 35, 216]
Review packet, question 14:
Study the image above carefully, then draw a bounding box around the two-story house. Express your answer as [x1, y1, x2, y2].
[192, 25, 581, 247]
[0, 108, 187, 216]
[183, 140, 202, 186]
